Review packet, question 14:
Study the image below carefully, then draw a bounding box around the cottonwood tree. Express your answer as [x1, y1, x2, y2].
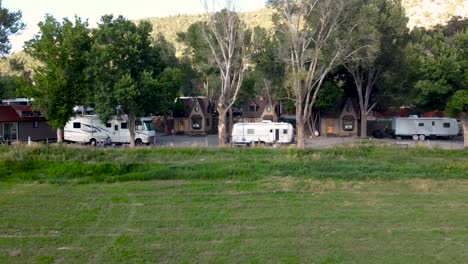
[0, 1, 25, 56]
[269, 0, 364, 148]
[25, 15, 91, 143]
[250, 27, 287, 111]
[410, 26, 467, 147]
[344, 0, 408, 138]
[89, 15, 181, 147]
[202, 1, 250, 146]
[177, 22, 219, 98]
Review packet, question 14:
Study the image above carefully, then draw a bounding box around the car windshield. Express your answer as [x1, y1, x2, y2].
[143, 121, 155, 131]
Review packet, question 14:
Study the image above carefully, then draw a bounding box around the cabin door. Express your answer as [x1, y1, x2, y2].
[3, 122, 18, 141]
[326, 119, 335, 134]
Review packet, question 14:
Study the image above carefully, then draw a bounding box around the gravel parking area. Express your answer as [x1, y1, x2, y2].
[154, 133, 465, 150]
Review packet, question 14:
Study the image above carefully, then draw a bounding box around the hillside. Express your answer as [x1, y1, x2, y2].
[1, 0, 466, 75]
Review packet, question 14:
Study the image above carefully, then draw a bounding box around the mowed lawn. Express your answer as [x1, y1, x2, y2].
[0, 145, 467, 263]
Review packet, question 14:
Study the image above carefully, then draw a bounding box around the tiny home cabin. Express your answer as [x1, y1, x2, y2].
[392, 117, 459, 140]
[320, 98, 359, 137]
[173, 97, 213, 135]
[64, 115, 156, 145]
[231, 121, 294, 145]
[0, 105, 56, 143]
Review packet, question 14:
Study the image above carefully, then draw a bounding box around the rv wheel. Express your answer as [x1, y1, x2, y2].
[412, 135, 419, 141]
[90, 138, 97, 146]
[419, 135, 426, 141]
[135, 139, 143, 146]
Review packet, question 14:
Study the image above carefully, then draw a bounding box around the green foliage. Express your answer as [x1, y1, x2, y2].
[89, 16, 181, 124]
[24, 16, 91, 129]
[0, 1, 25, 56]
[446, 90, 468, 117]
[0, 74, 30, 99]
[409, 27, 467, 112]
[0, 145, 467, 183]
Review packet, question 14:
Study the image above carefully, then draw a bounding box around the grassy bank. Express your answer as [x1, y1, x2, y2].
[1, 145, 467, 263]
[0, 144, 467, 183]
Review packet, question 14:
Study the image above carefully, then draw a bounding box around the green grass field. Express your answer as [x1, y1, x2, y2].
[0, 145, 467, 263]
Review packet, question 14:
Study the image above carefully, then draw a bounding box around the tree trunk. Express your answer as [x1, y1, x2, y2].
[360, 109, 367, 138]
[217, 107, 227, 147]
[128, 114, 136, 148]
[296, 103, 305, 149]
[461, 112, 468, 149]
[228, 108, 233, 136]
[56, 128, 64, 144]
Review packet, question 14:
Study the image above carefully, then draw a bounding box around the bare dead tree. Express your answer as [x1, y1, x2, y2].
[202, 0, 248, 146]
[271, 0, 364, 148]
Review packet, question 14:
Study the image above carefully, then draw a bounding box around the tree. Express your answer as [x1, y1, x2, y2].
[250, 27, 287, 109]
[24, 15, 91, 143]
[201, 1, 250, 146]
[344, 0, 408, 138]
[268, 0, 363, 148]
[0, 0, 25, 56]
[177, 22, 219, 98]
[89, 15, 181, 147]
[409, 24, 467, 147]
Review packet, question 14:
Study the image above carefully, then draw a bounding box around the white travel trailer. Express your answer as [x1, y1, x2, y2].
[231, 121, 294, 146]
[392, 117, 459, 140]
[64, 115, 156, 145]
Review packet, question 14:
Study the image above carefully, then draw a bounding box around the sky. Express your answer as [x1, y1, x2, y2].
[4, 0, 266, 53]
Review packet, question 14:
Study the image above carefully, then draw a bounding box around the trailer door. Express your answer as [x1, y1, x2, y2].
[275, 129, 280, 141]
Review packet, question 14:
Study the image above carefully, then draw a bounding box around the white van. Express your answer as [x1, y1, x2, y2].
[231, 121, 294, 146]
[392, 117, 459, 140]
[64, 115, 156, 145]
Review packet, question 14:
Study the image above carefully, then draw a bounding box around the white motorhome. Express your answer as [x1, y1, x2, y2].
[392, 117, 459, 140]
[64, 115, 156, 145]
[231, 121, 294, 146]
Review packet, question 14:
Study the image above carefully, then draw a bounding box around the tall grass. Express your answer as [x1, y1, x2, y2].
[0, 144, 466, 183]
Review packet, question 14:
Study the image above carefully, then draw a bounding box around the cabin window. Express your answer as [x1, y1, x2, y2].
[114, 125, 118, 131]
[432, 121, 435, 126]
[283, 129, 288, 134]
[105, 123, 111, 128]
[418, 123, 424, 127]
[191, 118, 202, 130]
[247, 129, 255, 135]
[22, 111, 33, 117]
[347, 105, 351, 112]
[248, 103, 258, 112]
[73, 122, 81, 129]
[343, 120, 354, 131]
[121, 123, 128, 129]
[33, 122, 39, 128]
[266, 106, 272, 112]
[195, 106, 199, 112]
[443, 122, 450, 128]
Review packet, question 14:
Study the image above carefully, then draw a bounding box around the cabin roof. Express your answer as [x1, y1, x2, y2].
[241, 97, 273, 118]
[173, 97, 211, 118]
[0, 105, 47, 122]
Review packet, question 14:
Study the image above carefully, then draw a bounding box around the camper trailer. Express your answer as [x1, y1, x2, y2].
[64, 115, 156, 145]
[231, 121, 294, 146]
[392, 117, 459, 140]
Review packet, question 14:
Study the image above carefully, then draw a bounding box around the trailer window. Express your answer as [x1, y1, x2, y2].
[443, 122, 450, 128]
[418, 123, 424, 127]
[73, 122, 81, 129]
[105, 123, 111, 128]
[432, 121, 435, 126]
[121, 123, 128, 129]
[283, 129, 288, 134]
[247, 129, 254, 135]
